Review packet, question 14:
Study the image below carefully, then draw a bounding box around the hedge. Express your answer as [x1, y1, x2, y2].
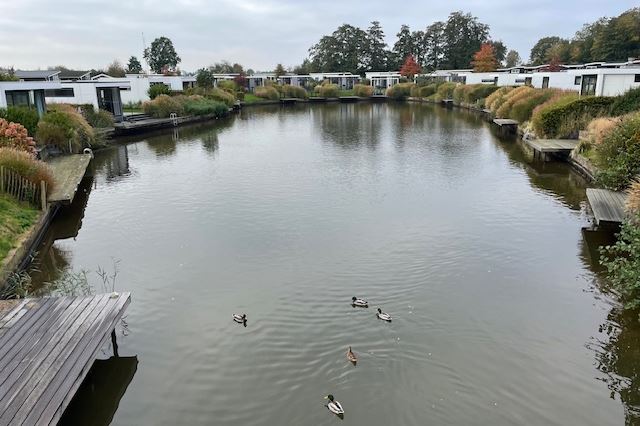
[532, 96, 615, 138]
[610, 87, 640, 116]
[595, 112, 640, 190]
[386, 83, 415, 100]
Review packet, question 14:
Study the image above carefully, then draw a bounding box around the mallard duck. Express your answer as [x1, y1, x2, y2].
[351, 296, 368, 307]
[325, 394, 344, 415]
[376, 308, 392, 322]
[233, 314, 247, 324]
[347, 346, 357, 364]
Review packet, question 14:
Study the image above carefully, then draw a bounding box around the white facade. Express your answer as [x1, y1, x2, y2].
[278, 75, 312, 87]
[46, 80, 131, 121]
[0, 81, 60, 116]
[247, 73, 276, 91]
[309, 72, 360, 89]
[366, 71, 401, 89]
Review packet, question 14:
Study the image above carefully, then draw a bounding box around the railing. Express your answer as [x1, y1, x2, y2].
[0, 166, 47, 211]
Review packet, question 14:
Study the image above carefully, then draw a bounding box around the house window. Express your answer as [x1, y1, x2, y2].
[5, 90, 31, 107]
[635, 74, 640, 83]
[574, 76, 582, 85]
[525, 77, 532, 86]
[581, 75, 597, 96]
[542, 77, 549, 89]
[44, 88, 75, 97]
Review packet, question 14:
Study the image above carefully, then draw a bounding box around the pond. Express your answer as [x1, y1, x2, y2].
[32, 103, 639, 425]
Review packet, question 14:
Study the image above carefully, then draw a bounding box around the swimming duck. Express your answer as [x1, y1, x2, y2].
[233, 314, 247, 324]
[351, 296, 368, 307]
[376, 308, 392, 322]
[346, 346, 357, 364]
[325, 394, 344, 416]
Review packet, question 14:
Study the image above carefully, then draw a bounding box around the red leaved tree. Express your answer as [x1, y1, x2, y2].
[471, 44, 498, 72]
[400, 55, 421, 79]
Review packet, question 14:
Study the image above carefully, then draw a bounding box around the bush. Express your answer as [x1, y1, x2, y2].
[0, 107, 39, 136]
[595, 112, 640, 190]
[36, 105, 95, 152]
[465, 84, 500, 105]
[281, 84, 308, 99]
[495, 86, 535, 118]
[79, 105, 114, 128]
[509, 89, 556, 123]
[0, 119, 36, 155]
[626, 179, 640, 215]
[600, 216, 640, 309]
[315, 84, 339, 98]
[0, 147, 54, 192]
[255, 86, 280, 101]
[217, 80, 237, 94]
[148, 84, 171, 100]
[533, 96, 614, 138]
[435, 82, 457, 101]
[182, 98, 228, 117]
[386, 83, 415, 100]
[587, 117, 620, 146]
[353, 84, 373, 97]
[485, 87, 513, 112]
[142, 94, 184, 118]
[611, 87, 640, 116]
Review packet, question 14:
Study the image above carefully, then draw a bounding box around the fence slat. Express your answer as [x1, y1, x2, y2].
[0, 167, 44, 208]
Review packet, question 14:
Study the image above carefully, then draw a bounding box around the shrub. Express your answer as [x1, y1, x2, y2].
[316, 84, 339, 98]
[509, 89, 556, 123]
[435, 82, 457, 101]
[182, 98, 228, 117]
[353, 84, 373, 97]
[587, 117, 620, 146]
[217, 80, 237, 94]
[465, 84, 500, 105]
[418, 84, 437, 98]
[36, 105, 95, 152]
[0, 107, 39, 136]
[142, 94, 184, 118]
[485, 87, 512, 112]
[626, 179, 640, 214]
[595, 112, 640, 189]
[611, 87, 640, 116]
[0, 119, 36, 155]
[148, 84, 171, 100]
[495, 86, 535, 118]
[533, 96, 614, 138]
[0, 147, 54, 192]
[79, 105, 114, 128]
[600, 216, 640, 309]
[452, 84, 467, 104]
[386, 83, 415, 100]
[204, 88, 236, 106]
[255, 86, 280, 101]
[281, 84, 308, 99]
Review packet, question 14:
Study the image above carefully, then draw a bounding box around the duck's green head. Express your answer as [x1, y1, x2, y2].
[325, 394, 335, 401]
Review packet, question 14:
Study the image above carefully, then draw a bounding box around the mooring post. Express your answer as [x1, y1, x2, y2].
[111, 329, 119, 357]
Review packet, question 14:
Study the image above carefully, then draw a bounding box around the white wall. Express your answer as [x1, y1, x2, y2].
[599, 72, 640, 96]
[46, 82, 100, 108]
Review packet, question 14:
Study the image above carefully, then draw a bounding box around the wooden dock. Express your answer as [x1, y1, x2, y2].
[493, 118, 518, 127]
[586, 188, 628, 226]
[46, 154, 92, 205]
[0, 293, 131, 426]
[280, 98, 298, 105]
[338, 96, 360, 103]
[524, 138, 579, 161]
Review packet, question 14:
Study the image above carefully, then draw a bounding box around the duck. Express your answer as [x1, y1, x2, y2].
[233, 314, 247, 324]
[376, 308, 392, 322]
[351, 296, 368, 307]
[346, 346, 357, 364]
[324, 394, 344, 416]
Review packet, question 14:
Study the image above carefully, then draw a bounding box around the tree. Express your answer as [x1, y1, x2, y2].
[442, 11, 490, 69]
[488, 40, 507, 65]
[423, 21, 446, 71]
[366, 21, 389, 71]
[392, 25, 415, 69]
[106, 60, 126, 77]
[399, 55, 421, 78]
[309, 24, 369, 74]
[196, 68, 215, 88]
[126, 56, 143, 73]
[293, 59, 313, 75]
[471, 43, 498, 71]
[529, 36, 564, 65]
[274, 63, 286, 77]
[505, 50, 521, 67]
[143, 36, 181, 74]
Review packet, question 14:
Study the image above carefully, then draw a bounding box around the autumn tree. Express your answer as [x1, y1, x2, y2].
[505, 50, 521, 67]
[399, 55, 421, 78]
[471, 43, 498, 72]
[143, 36, 181, 74]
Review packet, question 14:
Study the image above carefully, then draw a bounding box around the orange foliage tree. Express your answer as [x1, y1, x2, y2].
[399, 55, 421, 79]
[471, 43, 498, 72]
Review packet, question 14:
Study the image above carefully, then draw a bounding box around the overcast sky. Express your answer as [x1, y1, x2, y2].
[0, 0, 636, 72]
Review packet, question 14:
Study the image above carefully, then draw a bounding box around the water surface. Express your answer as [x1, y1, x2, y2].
[33, 103, 638, 425]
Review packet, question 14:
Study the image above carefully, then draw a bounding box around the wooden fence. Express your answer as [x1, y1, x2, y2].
[0, 166, 47, 211]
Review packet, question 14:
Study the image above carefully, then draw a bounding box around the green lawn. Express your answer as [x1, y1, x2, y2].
[0, 195, 39, 264]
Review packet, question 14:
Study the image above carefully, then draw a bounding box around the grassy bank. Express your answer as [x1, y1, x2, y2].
[0, 194, 39, 264]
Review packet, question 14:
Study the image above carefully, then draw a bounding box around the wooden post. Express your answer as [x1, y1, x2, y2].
[111, 329, 119, 357]
[0, 166, 4, 193]
[40, 181, 47, 212]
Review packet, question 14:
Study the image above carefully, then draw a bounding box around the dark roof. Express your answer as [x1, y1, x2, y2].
[57, 70, 91, 80]
[15, 70, 60, 79]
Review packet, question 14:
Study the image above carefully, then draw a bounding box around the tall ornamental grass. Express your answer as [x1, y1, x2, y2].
[0, 147, 54, 192]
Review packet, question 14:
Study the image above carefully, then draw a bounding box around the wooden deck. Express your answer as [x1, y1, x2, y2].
[525, 139, 579, 153]
[0, 293, 131, 426]
[493, 118, 519, 126]
[586, 188, 628, 226]
[46, 154, 92, 204]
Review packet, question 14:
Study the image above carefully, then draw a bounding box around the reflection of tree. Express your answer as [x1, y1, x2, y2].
[589, 304, 640, 424]
[313, 103, 383, 149]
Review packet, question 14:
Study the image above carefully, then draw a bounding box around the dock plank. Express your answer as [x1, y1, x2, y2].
[493, 118, 519, 126]
[0, 293, 131, 426]
[46, 154, 92, 204]
[586, 188, 628, 225]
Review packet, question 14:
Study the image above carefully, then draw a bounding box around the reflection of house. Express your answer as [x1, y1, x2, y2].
[0, 81, 60, 116]
[365, 71, 401, 90]
[277, 74, 312, 87]
[46, 80, 131, 122]
[246, 73, 276, 92]
[309, 72, 360, 89]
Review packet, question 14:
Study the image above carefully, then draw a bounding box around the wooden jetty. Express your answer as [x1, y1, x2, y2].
[0, 293, 131, 426]
[586, 188, 628, 226]
[370, 95, 387, 102]
[524, 138, 579, 161]
[280, 98, 298, 105]
[46, 154, 92, 205]
[441, 99, 454, 108]
[308, 96, 327, 103]
[338, 96, 360, 103]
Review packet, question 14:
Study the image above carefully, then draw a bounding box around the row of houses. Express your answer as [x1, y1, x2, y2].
[1, 60, 639, 124]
